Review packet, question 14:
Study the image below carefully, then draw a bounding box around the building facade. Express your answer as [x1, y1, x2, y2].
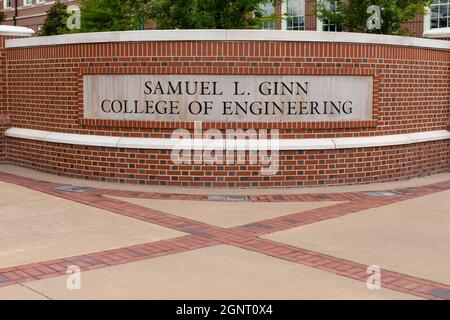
[261, 0, 450, 39]
[0, 0, 77, 32]
[0, 0, 450, 37]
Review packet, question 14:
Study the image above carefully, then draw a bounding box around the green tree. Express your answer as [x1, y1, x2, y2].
[39, 0, 70, 36]
[314, 0, 432, 35]
[146, 0, 281, 29]
[0, 11, 5, 24]
[79, 0, 147, 32]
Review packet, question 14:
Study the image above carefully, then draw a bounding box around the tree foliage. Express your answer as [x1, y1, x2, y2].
[0, 11, 5, 24]
[146, 0, 281, 29]
[314, 0, 432, 35]
[78, 0, 142, 32]
[37, 0, 282, 34]
[74, 0, 280, 32]
[39, 0, 69, 36]
[37, 0, 432, 35]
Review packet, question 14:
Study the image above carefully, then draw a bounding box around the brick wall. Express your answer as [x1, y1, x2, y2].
[6, 41, 448, 136]
[403, 15, 425, 37]
[7, 138, 449, 188]
[305, 0, 317, 31]
[3, 39, 450, 187]
[0, 36, 8, 163]
[0, 0, 79, 32]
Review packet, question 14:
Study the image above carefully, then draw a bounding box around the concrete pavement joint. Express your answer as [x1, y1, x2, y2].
[19, 283, 53, 300]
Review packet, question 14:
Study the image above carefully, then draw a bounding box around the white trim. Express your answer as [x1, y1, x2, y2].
[0, 25, 35, 37]
[424, 27, 450, 39]
[422, 3, 450, 39]
[423, 6, 431, 36]
[2, 0, 11, 9]
[23, 0, 33, 7]
[315, 0, 324, 32]
[316, 18, 323, 32]
[45, 132, 119, 148]
[5, 128, 450, 151]
[4, 29, 450, 50]
[281, 1, 287, 30]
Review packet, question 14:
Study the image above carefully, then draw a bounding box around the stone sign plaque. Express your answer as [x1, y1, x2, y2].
[83, 75, 373, 122]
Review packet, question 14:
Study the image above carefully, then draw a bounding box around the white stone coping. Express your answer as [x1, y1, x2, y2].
[0, 25, 34, 37]
[5, 128, 450, 151]
[5, 30, 450, 50]
[423, 27, 450, 39]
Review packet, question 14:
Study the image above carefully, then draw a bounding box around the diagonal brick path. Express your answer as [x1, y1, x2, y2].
[229, 238, 449, 300]
[0, 235, 219, 287]
[0, 170, 449, 300]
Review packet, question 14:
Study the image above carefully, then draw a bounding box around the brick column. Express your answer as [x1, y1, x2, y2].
[305, 0, 317, 31]
[0, 35, 8, 163]
[0, 27, 34, 163]
[274, 0, 318, 31]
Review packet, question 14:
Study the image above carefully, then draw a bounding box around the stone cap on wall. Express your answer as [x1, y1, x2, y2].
[5, 30, 450, 50]
[0, 25, 34, 37]
[6, 127, 450, 151]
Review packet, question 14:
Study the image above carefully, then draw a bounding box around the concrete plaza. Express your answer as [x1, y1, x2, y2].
[0, 164, 449, 300]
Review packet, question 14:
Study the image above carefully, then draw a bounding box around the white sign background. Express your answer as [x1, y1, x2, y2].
[83, 75, 373, 122]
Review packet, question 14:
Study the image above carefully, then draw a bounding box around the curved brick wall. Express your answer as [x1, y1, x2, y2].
[1, 30, 449, 187]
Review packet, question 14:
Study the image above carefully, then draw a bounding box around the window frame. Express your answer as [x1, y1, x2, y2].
[316, 0, 343, 32]
[282, 0, 306, 31]
[3, 0, 12, 9]
[423, 1, 450, 36]
[260, 1, 276, 30]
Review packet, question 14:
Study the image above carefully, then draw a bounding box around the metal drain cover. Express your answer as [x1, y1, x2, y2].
[362, 191, 402, 197]
[207, 195, 248, 202]
[53, 185, 92, 193]
[428, 288, 450, 300]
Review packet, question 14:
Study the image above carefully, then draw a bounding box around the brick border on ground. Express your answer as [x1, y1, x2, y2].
[0, 170, 449, 300]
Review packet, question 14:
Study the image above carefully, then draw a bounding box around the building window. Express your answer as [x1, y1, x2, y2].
[260, 2, 276, 30]
[3, 0, 11, 9]
[286, 0, 305, 30]
[321, 17, 342, 31]
[319, 0, 343, 32]
[24, 0, 33, 6]
[430, 0, 450, 29]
